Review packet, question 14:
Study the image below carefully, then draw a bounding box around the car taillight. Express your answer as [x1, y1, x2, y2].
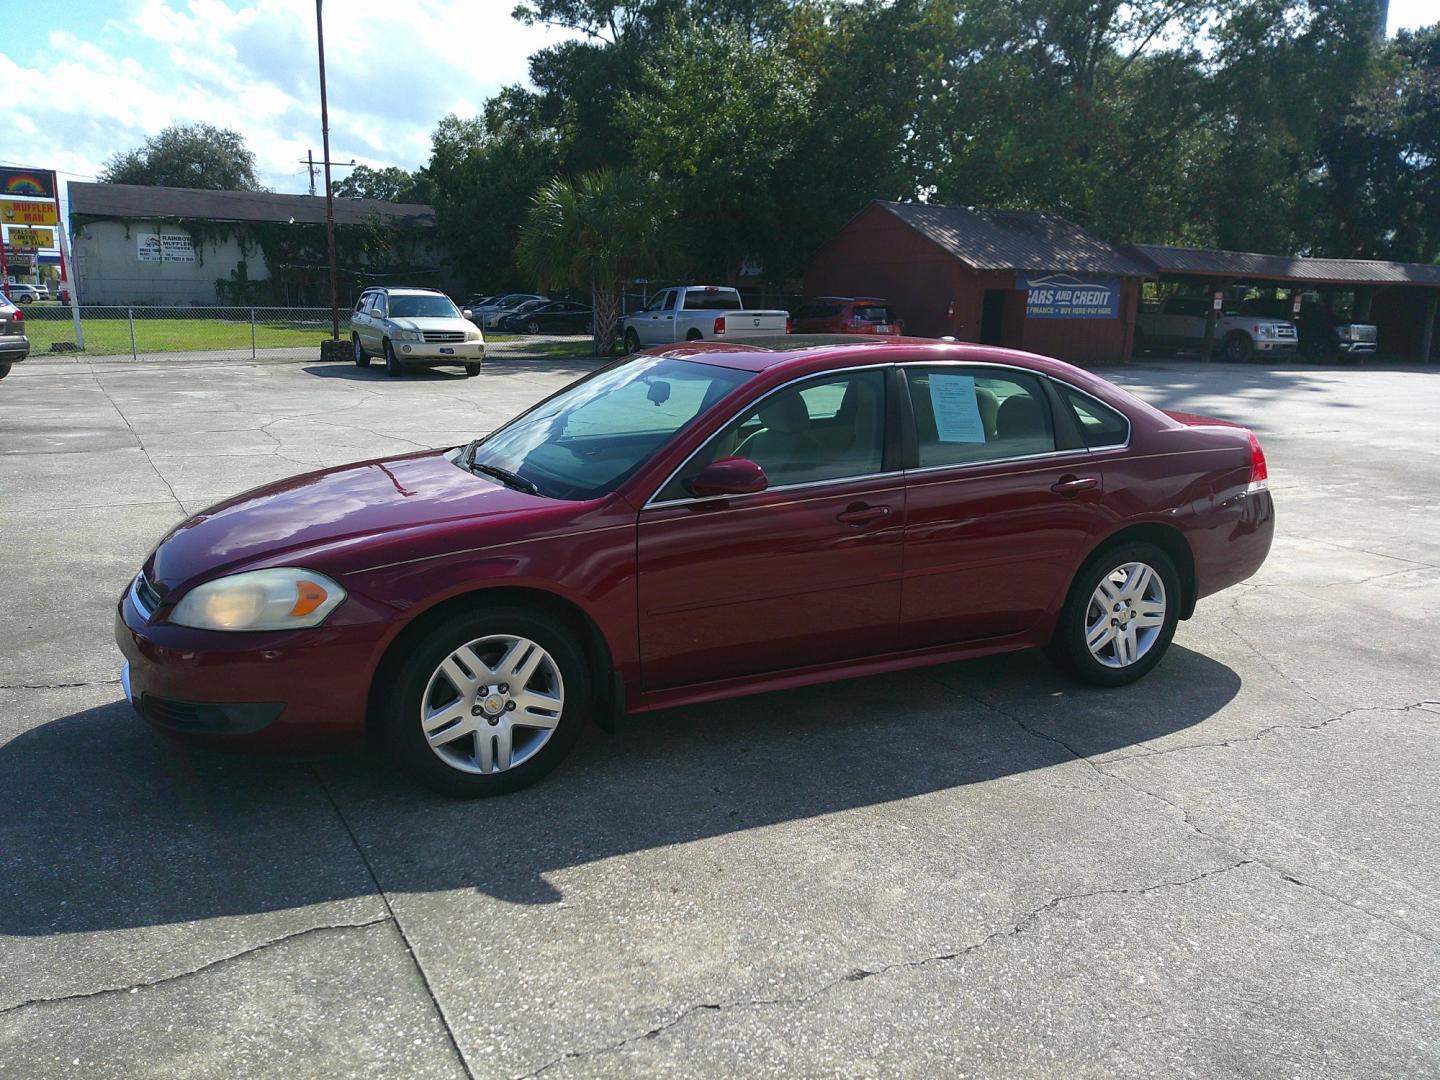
[1247, 431, 1268, 492]
[10, 307, 21, 321]
[713, 316, 725, 336]
[786, 317, 793, 334]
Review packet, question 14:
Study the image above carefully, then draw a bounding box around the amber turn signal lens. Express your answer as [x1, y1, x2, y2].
[290, 580, 329, 617]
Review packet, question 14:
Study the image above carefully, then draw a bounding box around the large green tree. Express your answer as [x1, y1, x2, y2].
[516, 169, 678, 352]
[331, 165, 432, 204]
[101, 123, 262, 191]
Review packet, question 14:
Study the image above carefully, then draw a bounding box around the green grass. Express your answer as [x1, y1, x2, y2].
[23, 314, 334, 355]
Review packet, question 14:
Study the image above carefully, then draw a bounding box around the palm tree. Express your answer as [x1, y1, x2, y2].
[517, 170, 677, 354]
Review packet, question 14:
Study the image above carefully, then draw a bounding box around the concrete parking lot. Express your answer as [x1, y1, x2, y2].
[1, 350, 1436, 1079]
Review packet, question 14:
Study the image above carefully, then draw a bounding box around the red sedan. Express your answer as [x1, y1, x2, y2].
[116, 340, 1273, 796]
[793, 296, 905, 336]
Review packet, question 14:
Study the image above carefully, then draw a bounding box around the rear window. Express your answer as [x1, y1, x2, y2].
[851, 305, 894, 323]
[682, 289, 743, 311]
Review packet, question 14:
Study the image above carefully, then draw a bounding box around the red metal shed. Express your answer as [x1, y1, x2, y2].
[803, 201, 1150, 365]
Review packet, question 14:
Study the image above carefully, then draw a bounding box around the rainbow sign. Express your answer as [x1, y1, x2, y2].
[0, 168, 57, 200]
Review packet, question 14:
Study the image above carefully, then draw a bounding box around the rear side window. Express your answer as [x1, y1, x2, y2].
[1059, 385, 1129, 448]
[906, 367, 1056, 468]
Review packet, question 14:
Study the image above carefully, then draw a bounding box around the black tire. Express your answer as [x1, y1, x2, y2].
[623, 328, 641, 354]
[352, 334, 371, 368]
[379, 606, 591, 797]
[384, 339, 402, 378]
[526, 319, 541, 334]
[0, 362, 10, 380]
[1300, 337, 1328, 363]
[464, 362, 483, 377]
[1224, 332, 1253, 363]
[685, 329, 703, 341]
[1131, 327, 1147, 356]
[1048, 542, 1182, 688]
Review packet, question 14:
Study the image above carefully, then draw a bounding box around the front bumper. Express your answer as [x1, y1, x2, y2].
[116, 585, 390, 750]
[1337, 341, 1377, 353]
[394, 340, 484, 364]
[1254, 340, 1297, 353]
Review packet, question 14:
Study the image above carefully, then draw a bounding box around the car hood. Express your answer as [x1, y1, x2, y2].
[389, 317, 471, 333]
[147, 450, 546, 591]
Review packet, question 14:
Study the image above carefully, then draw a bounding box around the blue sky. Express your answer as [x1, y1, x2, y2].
[0, 0, 578, 198]
[2, 0, 1435, 203]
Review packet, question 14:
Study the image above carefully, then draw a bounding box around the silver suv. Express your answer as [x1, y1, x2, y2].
[350, 287, 485, 377]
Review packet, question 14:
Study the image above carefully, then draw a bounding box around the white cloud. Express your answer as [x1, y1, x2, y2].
[0, 0, 578, 194]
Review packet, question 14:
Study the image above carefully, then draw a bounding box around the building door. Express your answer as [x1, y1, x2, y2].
[980, 289, 1008, 345]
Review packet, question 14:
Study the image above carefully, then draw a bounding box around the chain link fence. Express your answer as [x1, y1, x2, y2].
[19, 304, 353, 359]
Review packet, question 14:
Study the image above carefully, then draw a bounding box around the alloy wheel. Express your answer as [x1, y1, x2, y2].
[1084, 561, 1167, 668]
[420, 634, 565, 774]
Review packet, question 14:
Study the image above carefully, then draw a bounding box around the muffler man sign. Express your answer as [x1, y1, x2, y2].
[1017, 273, 1120, 319]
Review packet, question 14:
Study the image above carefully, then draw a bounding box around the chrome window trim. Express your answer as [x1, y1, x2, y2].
[129, 574, 155, 622]
[642, 362, 895, 509]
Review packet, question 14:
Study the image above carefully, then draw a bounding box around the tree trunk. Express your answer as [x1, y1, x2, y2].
[593, 282, 621, 356]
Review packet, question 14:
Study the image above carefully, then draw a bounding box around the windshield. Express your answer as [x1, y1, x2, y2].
[389, 295, 461, 319]
[467, 355, 752, 500]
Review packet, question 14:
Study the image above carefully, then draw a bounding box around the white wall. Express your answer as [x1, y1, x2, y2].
[72, 220, 269, 305]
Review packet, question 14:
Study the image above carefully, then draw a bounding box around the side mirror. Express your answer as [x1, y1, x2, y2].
[689, 457, 768, 498]
[462, 308, 473, 320]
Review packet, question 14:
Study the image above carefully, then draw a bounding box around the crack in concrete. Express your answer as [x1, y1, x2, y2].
[86, 369, 185, 512]
[1218, 585, 1329, 709]
[515, 861, 1252, 1079]
[972, 690, 1440, 947]
[0, 917, 392, 1017]
[1098, 700, 1440, 764]
[310, 766, 477, 1080]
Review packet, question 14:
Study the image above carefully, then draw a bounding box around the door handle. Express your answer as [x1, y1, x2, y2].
[1051, 475, 1099, 496]
[836, 503, 891, 526]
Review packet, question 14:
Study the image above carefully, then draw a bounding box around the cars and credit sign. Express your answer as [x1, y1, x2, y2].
[1017, 273, 1121, 319]
[0, 199, 59, 226]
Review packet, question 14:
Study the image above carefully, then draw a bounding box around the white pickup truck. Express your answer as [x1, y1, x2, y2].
[619, 286, 789, 352]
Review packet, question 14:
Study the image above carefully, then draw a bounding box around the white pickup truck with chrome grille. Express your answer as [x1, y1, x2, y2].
[1136, 295, 1298, 362]
[619, 286, 789, 353]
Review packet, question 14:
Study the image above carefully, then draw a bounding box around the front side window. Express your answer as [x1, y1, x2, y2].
[657, 369, 887, 500]
[469, 356, 751, 501]
[906, 367, 1056, 468]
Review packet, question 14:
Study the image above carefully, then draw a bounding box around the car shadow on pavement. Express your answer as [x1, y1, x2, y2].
[0, 646, 1237, 934]
[300, 364, 471, 381]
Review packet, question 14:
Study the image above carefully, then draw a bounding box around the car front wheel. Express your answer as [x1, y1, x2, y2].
[379, 607, 590, 797]
[464, 362, 482, 377]
[526, 319, 541, 334]
[623, 329, 641, 354]
[1049, 542, 1181, 687]
[0, 362, 10, 380]
[384, 339, 402, 378]
[1224, 332, 1253, 363]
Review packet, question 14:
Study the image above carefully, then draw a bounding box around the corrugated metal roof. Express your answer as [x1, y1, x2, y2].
[67, 181, 435, 228]
[1123, 242, 1440, 287]
[875, 200, 1153, 277]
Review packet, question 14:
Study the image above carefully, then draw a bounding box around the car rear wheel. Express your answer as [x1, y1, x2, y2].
[0, 362, 10, 380]
[623, 329, 641, 354]
[352, 334, 370, 368]
[379, 607, 590, 797]
[1224, 332, 1253, 363]
[384, 339, 402, 378]
[1049, 542, 1181, 687]
[464, 362, 482, 377]
[685, 329, 703, 341]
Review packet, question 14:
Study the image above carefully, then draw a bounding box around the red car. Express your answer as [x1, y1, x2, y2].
[116, 340, 1273, 796]
[793, 296, 905, 336]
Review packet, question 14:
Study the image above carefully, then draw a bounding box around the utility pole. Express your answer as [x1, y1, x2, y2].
[315, 0, 340, 342]
[306, 149, 316, 197]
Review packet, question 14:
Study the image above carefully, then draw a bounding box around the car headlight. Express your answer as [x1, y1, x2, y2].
[393, 328, 422, 342]
[1337, 325, 1354, 340]
[170, 568, 346, 631]
[465, 327, 482, 341]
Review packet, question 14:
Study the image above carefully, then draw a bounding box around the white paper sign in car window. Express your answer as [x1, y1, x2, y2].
[928, 373, 987, 443]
